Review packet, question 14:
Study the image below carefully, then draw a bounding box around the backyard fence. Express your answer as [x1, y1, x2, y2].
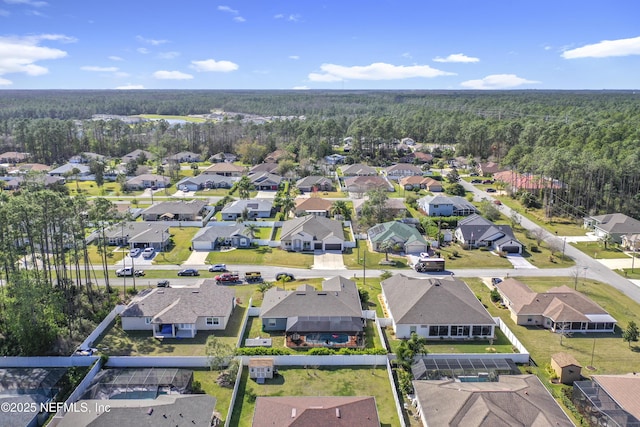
[77, 304, 126, 351]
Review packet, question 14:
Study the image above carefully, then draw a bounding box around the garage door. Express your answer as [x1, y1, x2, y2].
[325, 244, 342, 251]
[502, 246, 520, 253]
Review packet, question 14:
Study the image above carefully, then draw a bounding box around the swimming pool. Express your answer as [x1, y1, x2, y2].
[305, 333, 349, 345]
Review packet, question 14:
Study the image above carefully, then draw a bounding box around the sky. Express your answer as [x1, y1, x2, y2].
[0, 0, 639, 90]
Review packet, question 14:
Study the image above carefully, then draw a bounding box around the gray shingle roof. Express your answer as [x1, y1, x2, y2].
[590, 213, 640, 234]
[142, 200, 208, 216]
[192, 224, 249, 242]
[221, 199, 273, 215]
[103, 221, 169, 240]
[381, 274, 495, 325]
[280, 215, 344, 242]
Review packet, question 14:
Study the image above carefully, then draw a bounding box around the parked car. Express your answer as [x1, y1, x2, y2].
[469, 172, 479, 176]
[129, 248, 141, 257]
[486, 188, 497, 193]
[142, 247, 155, 259]
[471, 179, 482, 184]
[215, 272, 240, 284]
[208, 264, 228, 272]
[482, 179, 494, 184]
[493, 200, 502, 205]
[116, 267, 145, 277]
[275, 272, 295, 281]
[491, 277, 503, 286]
[157, 280, 170, 288]
[177, 268, 200, 276]
[244, 271, 263, 283]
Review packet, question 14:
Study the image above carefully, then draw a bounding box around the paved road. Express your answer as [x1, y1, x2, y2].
[459, 179, 640, 303]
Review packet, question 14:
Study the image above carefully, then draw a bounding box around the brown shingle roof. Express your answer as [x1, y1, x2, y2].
[295, 197, 333, 212]
[551, 352, 581, 368]
[593, 374, 640, 420]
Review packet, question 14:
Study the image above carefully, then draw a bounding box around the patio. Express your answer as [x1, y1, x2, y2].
[286, 332, 363, 349]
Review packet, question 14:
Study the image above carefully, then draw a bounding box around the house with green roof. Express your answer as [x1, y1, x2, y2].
[367, 221, 429, 254]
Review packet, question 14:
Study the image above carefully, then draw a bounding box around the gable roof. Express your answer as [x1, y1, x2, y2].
[249, 162, 279, 174]
[142, 200, 208, 216]
[203, 163, 246, 174]
[457, 214, 519, 243]
[221, 199, 273, 214]
[122, 149, 153, 163]
[588, 213, 640, 234]
[343, 175, 393, 191]
[280, 215, 344, 242]
[192, 224, 250, 242]
[252, 396, 379, 427]
[296, 175, 333, 188]
[552, 352, 581, 368]
[260, 276, 361, 319]
[250, 172, 283, 186]
[125, 174, 170, 186]
[176, 174, 237, 187]
[496, 279, 616, 323]
[340, 163, 377, 176]
[121, 281, 234, 324]
[381, 274, 495, 325]
[294, 197, 333, 212]
[413, 375, 573, 427]
[103, 221, 169, 241]
[367, 221, 428, 247]
[384, 163, 423, 174]
[592, 374, 640, 421]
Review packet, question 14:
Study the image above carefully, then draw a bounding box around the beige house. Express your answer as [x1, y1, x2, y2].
[120, 281, 235, 338]
[202, 163, 246, 177]
[551, 352, 582, 385]
[294, 197, 333, 217]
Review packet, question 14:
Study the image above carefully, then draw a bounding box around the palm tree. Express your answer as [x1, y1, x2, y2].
[245, 223, 259, 239]
[236, 175, 253, 200]
[331, 200, 351, 220]
[280, 194, 295, 218]
[379, 240, 394, 261]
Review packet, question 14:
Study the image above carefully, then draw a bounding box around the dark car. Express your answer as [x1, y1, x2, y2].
[177, 268, 200, 276]
[157, 280, 170, 288]
[482, 179, 494, 184]
[486, 188, 497, 193]
[491, 277, 503, 286]
[275, 272, 295, 281]
[470, 179, 482, 184]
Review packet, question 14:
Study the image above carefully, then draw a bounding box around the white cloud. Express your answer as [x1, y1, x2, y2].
[292, 86, 309, 90]
[137, 47, 149, 54]
[81, 66, 118, 72]
[0, 76, 11, 85]
[233, 16, 245, 22]
[0, 34, 69, 79]
[460, 74, 539, 89]
[136, 35, 168, 46]
[190, 59, 238, 72]
[562, 35, 640, 59]
[274, 13, 283, 19]
[152, 70, 193, 80]
[108, 55, 124, 61]
[401, 52, 412, 59]
[433, 53, 479, 63]
[274, 13, 301, 22]
[217, 5, 238, 14]
[308, 62, 455, 82]
[157, 51, 180, 59]
[115, 84, 144, 90]
[0, 8, 9, 16]
[289, 55, 299, 60]
[4, 0, 47, 6]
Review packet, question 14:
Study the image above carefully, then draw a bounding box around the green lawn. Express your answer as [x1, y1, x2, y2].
[206, 247, 314, 269]
[153, 227, 200, 265]
[437, 245, 513, 269]
[197, 188, 232, 197]
[570, 241, 627, 259]
[193, 369, 235, 425]
[96, 305, 247, 356]
[494, 195, 586, 236]
[384, 327, 514, 355]
[86, 243, 125, 265]
[506, 225, 575, 268]
[343, 241, 408, 269]
[464, 277, 640, 378]
[251, 226, 273, 240]
[242, 315, 286, 348]
[67, 180, 121, 197]
[229, 366, 401, 427]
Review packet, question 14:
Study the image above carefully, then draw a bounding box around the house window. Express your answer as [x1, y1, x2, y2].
[472, 326, 492, 336]
[268, 319, 276, 326]
[144, 317, 152, 324]
[206, 317, 220, 326]
[429, 325, 448, 336]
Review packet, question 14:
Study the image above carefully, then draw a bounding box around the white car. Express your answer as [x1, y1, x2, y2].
[116, 267, 145, 277]
[129, 248, 141, 257]
[142, 247, 155, 259]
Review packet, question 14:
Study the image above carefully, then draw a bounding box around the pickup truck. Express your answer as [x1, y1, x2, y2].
[244, 271, 263, 283]
[214, 272, 240, 284]
[116, 267, 145, 277]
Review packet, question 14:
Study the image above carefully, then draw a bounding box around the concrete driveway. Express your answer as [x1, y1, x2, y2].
[505, 254, 537, 269]
[313, 251, 346, 270]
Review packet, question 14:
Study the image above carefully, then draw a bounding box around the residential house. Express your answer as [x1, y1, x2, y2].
[191, 224, 253, 251]
[249, 162, 279, 174]
[381, 274, 496, 339]
[383, 163, 423, 180]
[340, 163, 377, 176]
[495, 278, 617, 333]
[1, 174, 63, 190]
[296, 175, 334, 193]
[209, 152, 237, 163]
[202, 162, 246, 177]
[399, 176, 442, 192]
[69, 152, 106, 164]
[121, 149, 152, 164]
[352, 198, 406, 218]
[401, 137, 415, 146]
[250, 172, 282, 191]
[367, 221, 429, 254]
[324, 153, 346, 165]
[260, 276, 364, 348]
[412, 375, 574, 427]
[622, 233, 640, 251]
[418, 195, 478, 217]
[573, 374, 640, 426]
[14, 163, 51, 174]
[494, 170, 563, 193]
[120, 281, 235, 338]
[48, 163, 91, 177]
[124, 174, 170, 190]
[280, 215, 345, 252]
[0, 151, 29, 164]
[478, 161, 502, 176]
[220, 199, 273, 220]
[412, 151, 434, 164]
[583, 213, 640, 244]
[102, 221, 170, 250]
[551, 352, 582, 385]
[175, 174, 237, 192]
[141, 200, 209, 222]
[455, 214, 523, 253]
[165, 151, 201, 164]
[252, 396, 380, 427]
[343, 175, 393, 194]
[264, 149, 290, 163]
[294, 197, 333, 217]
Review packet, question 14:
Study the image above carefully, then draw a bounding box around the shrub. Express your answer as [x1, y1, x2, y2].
[245, 389, 257, 403]
[530, 245, 539, 252]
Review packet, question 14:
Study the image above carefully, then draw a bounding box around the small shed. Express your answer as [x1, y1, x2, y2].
[249, 358, 275, 381]
[551, 352, 582, 385]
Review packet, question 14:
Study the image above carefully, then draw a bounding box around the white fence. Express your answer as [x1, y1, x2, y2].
[236, 298, 253, 348]
[495, 317, 530, 363]
[224, 362, 244, 427]
[387, 358, 407, 427]
[78, 304, 126, 351]
[238, 354, 388, 366]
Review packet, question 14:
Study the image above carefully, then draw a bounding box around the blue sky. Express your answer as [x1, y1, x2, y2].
[0, 0, 639, 90]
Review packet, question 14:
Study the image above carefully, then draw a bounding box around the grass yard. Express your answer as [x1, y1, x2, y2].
[152, 227, 200, 265]
[206, 247, 314, 269]
[192, 369, 235, 424]
[196, 188, 231, 197]
[383, 327, 515, 355]
[86, 243, 125, 265]
[95, 304, 247, 356]
[507, 226, 575, 268]
[242, 315, 286, 348]
[67, 180, 121, 197]
[437, 245, 513, 269]
[229, 366, 401, 427]
[494, 195, 586, 236]
[251, 226, 273, 240]
[570, 241, 627, 259]
[343, 241, 408, 269]
[464, 277, 640, 379]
